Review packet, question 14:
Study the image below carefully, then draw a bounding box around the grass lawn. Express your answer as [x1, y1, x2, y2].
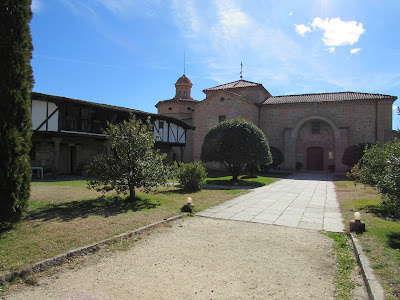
[0, 179, 249, 276]
[335, 177, 400, 299]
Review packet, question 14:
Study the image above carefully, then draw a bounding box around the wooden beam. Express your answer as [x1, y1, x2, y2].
[35, 107, 59, 131]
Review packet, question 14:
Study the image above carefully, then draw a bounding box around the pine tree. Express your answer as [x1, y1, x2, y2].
[0, 0, 34, 229]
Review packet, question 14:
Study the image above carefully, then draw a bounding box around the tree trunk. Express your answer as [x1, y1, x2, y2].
[232, 168, 239, 181]
[128, 187, 136, 201]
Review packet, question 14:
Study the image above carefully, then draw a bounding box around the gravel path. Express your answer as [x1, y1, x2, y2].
[7, 217, 337, 300]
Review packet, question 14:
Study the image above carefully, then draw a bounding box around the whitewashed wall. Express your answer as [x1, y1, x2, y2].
[31, 100, 58, 131]
[154, 119, 186, 143]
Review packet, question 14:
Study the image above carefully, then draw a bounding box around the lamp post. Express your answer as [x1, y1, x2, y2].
[181, 197, 194, 213]
[350, 211, 365, 233]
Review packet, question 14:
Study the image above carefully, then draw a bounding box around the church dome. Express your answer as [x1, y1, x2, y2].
[175, 74, 192, 86]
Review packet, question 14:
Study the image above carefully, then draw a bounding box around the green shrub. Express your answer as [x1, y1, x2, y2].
[341, 143, 373, 168]
[200, 119, 272, 181]
[350, 139, 400, 219]
[245, 163, 260, 177]
[261, 146, 283, 172]
[175, 162, 207, 192]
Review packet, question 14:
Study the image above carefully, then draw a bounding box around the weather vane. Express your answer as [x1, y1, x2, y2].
[240, 62, 243, 79]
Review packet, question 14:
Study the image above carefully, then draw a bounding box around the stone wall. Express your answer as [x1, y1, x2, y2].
[260, 99, 393, 172]
[192, 92, 260, 161]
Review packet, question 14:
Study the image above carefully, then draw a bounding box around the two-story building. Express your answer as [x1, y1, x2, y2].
[31, 92, 194, 175]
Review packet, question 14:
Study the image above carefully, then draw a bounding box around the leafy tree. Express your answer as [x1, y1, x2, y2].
[342, 143, 372, 168]
[350, 139, 400, 218]
[0, 0, 34, 230]
[86, 115, 172, 201]
[174, 161, 207, 192]
[201, 119, 272, 181]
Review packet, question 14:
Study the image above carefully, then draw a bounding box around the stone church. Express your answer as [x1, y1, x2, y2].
[156, 74, 397, 173]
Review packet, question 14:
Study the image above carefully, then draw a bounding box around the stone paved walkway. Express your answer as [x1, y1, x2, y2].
[197, 172, 344, 232]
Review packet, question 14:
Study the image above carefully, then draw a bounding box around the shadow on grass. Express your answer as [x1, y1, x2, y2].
[24, 196, 160, 222]
[388, 233, 400, 250]
[205, 179, 264, 187]
[206, 171, 290, 179]
[362, 204, 399, 220]
[157, 189, 189, 195]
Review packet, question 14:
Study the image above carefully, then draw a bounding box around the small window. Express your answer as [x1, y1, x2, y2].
[219, 115, 226, 122]
[311, 121, 320, 134]
[179, 91, 181, 97]
[159, 121, 164, 129]
[187, 107, 191, 110]
[220, 97, 225, 101]
[184, 91, 187, 97]
[168, 107, 172, 111]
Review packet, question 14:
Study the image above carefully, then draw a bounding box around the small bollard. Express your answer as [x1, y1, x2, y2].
[181, 197, 194, 213]
[350, 211, 365, 233]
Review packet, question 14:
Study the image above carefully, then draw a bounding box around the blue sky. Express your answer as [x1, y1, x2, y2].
[31, 0, 400, 129]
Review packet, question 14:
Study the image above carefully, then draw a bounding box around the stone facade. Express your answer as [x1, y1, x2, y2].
[156, 75, 397, 173]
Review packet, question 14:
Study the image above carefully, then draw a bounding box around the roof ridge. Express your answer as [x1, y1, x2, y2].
[203, 79, 261, 91]
[269, 91, 394, 98]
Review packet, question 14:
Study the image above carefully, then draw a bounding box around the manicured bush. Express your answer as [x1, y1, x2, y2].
[201, 119, 272, 181]
[342, 143, 373, 168]
[261, 146, 283, 172]
[175, 162, 207, 192]
[245, 163, 260, 178]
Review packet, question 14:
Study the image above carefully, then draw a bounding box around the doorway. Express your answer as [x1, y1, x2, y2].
[307, 147, 324, 171]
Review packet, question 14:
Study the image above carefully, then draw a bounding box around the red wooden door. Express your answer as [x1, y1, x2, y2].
[307, 147, 324, 171]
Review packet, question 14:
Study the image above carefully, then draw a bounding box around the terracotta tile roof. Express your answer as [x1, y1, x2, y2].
[203, 80, 261, 92]
[263, 92, 397, 105]
[156, 98, 199, 106]
[175, 74, 192, 86]
[32, 92, 195, 129]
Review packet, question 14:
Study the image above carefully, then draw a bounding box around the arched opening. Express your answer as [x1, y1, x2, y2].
[295, 119, 335, 172]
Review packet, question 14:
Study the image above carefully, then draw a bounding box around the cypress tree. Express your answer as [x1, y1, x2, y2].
[0, 0, 34, 229]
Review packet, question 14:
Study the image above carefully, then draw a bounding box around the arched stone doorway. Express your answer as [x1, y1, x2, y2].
[295, 119, 335, 171]
[283, 115, 348, 173]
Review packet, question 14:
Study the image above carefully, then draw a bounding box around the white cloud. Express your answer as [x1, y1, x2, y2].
[311, 17, 365, 47]
[64, 0, 161, 17]
[350, 48, 361, 54]
[213, 1, 249, 41]
[61, 0, 98, 16]
[289, 11, 293, 16]
[328, 47, 335, 53]
[393, 106, 398, 110]
[171, 0, 201, 38]
[31, 0, 43, 13]
[295, 24, 311, 36]
[94, 0, 133, 15]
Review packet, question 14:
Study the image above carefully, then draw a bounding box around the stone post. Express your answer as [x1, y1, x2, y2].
[283, 128, 295, 171]
[335, 127, 349, 173]
[52, 137, 62, 175]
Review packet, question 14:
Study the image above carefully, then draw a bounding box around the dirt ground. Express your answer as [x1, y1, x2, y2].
[4, 216, 350, 299]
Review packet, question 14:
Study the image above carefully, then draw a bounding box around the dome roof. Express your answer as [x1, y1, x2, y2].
[175, 74, 192, 86]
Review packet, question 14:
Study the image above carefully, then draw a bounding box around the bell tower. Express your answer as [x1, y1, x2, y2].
[174, 74, 193, 100]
